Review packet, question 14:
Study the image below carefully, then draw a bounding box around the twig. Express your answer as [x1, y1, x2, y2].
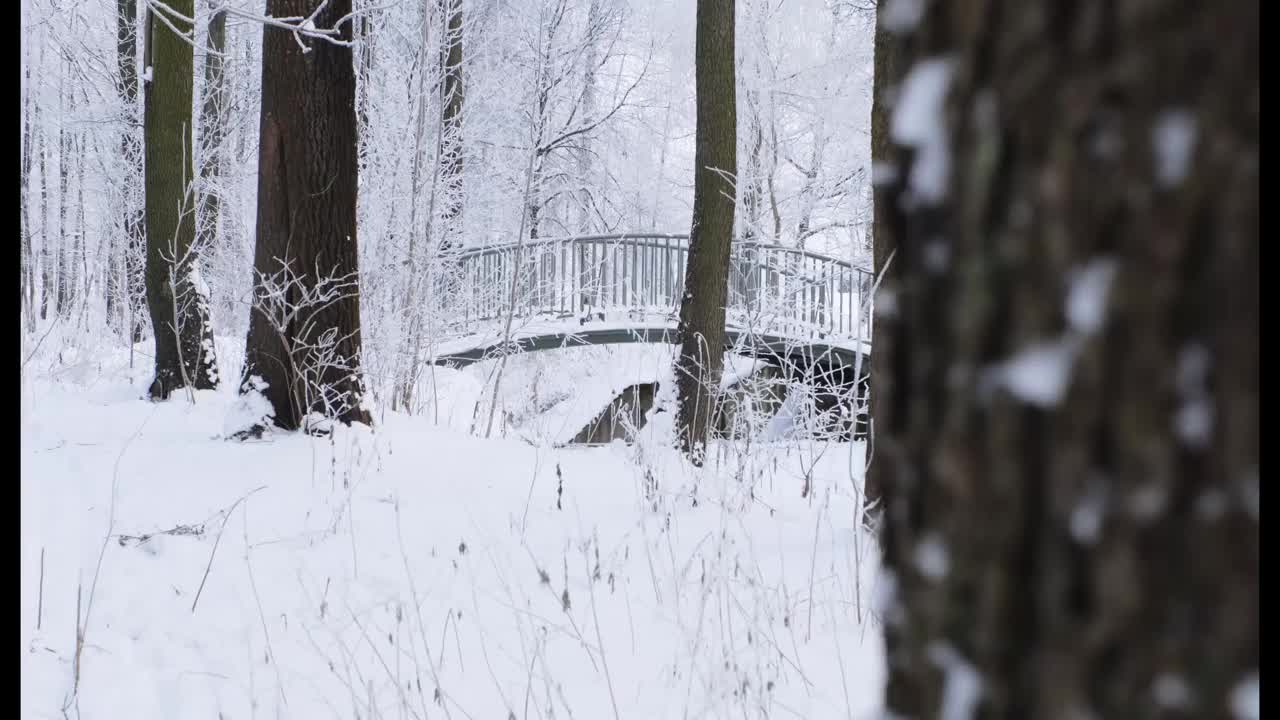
[584, 539, 621, 720]
[190, 485, 267, 613]
[72, 582, 83, 693]
[68, 408, 154, 707]
[393, 501, 456, 720]
[242, 500, 289, 708]
[37, 547, 44, 631]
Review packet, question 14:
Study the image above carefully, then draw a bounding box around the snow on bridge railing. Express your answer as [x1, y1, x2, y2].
[434, 232, 873, 344]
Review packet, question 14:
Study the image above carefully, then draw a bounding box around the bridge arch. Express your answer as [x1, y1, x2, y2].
[429, 232, 874, 372]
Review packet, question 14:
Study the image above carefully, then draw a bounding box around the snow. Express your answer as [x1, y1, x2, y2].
[1128, 483, 1169, 522]
[1070, 487, 1106, 545]
[871, 161, 899, 187]
[1195, 490, 1228, 521]
[1230, 672, 1259, 720]
[223, 385, 275, 437]
[913, 534, 949, 580]
[875, 288, 898, 318]
[1174, 397, 1213, 448]
[429, 314, 873, 378]
[927, 643, 982, 720]
[1066, 258, 1117, 334]
[881, 0, 925, 33]
[1152, 673, 1192, 709]
[871, 570, 897, 616]
[1176, 344, 1210, 397]
[21, 337, 886, 719]
[988, 337, 1078, 408]
[1173, 343, 1213, 448]
[923, 239, 951, 273]
[890, 58, 955, 204]
[1152, 110, 1198, 188]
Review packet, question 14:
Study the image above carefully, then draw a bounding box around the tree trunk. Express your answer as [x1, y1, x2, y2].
[39, 118, 51, 321]
[74, 131, 86, 324]
[575, 0, 602, 235]
[394, 0, 434, 413]
[144, 0, 220, 399]
[793, 123, 824, 249]
[870, 2, 1258, 718]
[865, 7, 899, 507]
[21, 54, 35, 332]
[118, 0, 146, 342]
[196, 2, 228, 264]
[356, 5, 375, 139]
[673, 0, 736, 464]
[242, 0, 371, 431]
[438, 0, 465, 252]
[56, 62, 70, 317]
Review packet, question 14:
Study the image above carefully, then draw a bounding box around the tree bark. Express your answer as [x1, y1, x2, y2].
[144, 0, 220, 399]
[740, 82, 763, 244]
[242, 0, 371, 431]
[196, 2, 228, 264]
[21, 54, 35, 331]
[673, 0, 736, 464]
[56, 61, 70, 317]
[438, 0, 465, 252]
[356, 4, 375, 138]
[870, 2, 1258, 718]
[117, 0, 146, 342]
[74, 130, 86, 325]
[865, 7, 899, 507]
[39, 114, 51, 321]
[574, 0, 602, 235]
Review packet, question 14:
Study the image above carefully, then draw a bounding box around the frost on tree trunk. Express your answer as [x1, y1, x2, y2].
[869, 1, 1258, 717]
[143, 0, 220, 399]
[242, 0, 371, 431]
[39, 115, 51, 321]
[674, 0, 736, 464]
[196, 3, 228, 262]
[57, 66, 71, 317]
[21, 56, 35, 330]
[117, 0, 146, 342]
[439, 0, 464, 253]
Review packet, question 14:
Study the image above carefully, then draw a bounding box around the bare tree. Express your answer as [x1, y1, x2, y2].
[241, 0, 371, 431]
[116, 0, 147, 342]
[356, 0, 376, 136]
[143, 0, 220, 398]
[673, 0, 736, 463]
[438, 0, 464, 252]
[196, 0, 229, 263]
[871, 1, 1258, 716]
[38, 51, 51, 322]
[56, 57, 71, 317]
[21, 50, 36, 332]
[517, 0, 641, 239]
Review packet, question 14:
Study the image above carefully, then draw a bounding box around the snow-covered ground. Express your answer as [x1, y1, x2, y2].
[21, 336, 885, 719]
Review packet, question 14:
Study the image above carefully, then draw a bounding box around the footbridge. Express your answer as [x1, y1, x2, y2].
[431, 232, 873, 379]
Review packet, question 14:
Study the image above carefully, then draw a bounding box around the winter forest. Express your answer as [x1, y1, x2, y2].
[20, 0, 1257, 717]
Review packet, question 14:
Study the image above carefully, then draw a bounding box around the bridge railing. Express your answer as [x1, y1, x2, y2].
[442, 233, 873, 343]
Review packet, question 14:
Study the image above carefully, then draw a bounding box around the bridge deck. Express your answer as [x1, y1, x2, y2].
[430, 317, 871, 370]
